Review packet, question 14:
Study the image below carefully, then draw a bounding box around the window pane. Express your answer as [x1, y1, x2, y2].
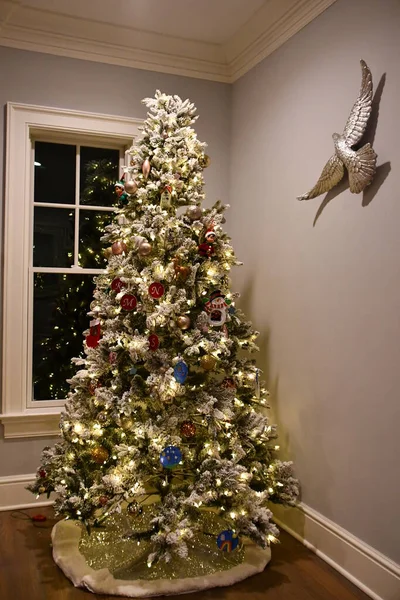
[80, 146, 119, 207]
[33, 207, 75, 267]
[79, 210, 112, 269]
[34, 142, 76, 204]
[33, 273, 96, 400]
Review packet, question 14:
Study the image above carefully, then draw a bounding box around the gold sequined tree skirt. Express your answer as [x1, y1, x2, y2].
[51, 514, 271, 597]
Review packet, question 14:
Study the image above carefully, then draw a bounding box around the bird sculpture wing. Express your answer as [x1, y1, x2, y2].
[297, 155, 345, 201]
[342, 59, 373, 146]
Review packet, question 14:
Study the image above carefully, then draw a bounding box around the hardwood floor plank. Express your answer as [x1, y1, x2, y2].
[0, 507, 371, 600]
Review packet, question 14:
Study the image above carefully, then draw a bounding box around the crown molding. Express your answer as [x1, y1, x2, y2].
[0, 0, 337, 83]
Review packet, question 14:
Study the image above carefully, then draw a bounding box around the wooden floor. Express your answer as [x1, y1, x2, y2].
[0, 506, 370, 600]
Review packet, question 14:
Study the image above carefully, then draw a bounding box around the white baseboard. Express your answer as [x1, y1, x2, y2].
[1, 475, 399, 600]
[273, 503, 400, 600]
[0, 473, 54, 511]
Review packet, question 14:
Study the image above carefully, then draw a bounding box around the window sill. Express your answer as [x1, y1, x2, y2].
[0, 410, 61, 439]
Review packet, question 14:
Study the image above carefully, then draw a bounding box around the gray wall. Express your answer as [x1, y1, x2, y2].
[0, 47, 231, 475]
[230, 0, 400, 563]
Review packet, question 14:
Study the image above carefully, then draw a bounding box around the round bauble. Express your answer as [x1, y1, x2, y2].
[138, 241, 152, 256]
[187, 205, 203, 221]
[142, 158, 151, 178]
[124, 179, 137, 194]
[91, 446, 109, 464]
[98, 496, 108, 507]
[97, 412, 107, 423]
[38, 486, 46, 494]
[180, 420, 196, 438]
[200, 354, 217, 371]
[103, 247, 113, 259]
[200, 154, 211, 168]
[120, 416, 133, 430]
[176, 315, 191, 330]
[127, 501, 143, 516]
[112, 241, 127, 255]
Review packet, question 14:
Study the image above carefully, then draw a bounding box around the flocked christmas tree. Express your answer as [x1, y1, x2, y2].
[30, 91, 298, 577]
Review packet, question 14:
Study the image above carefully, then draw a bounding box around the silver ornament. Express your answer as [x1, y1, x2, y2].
[124, 179, 137, 194]
[142, 158, 151, 178]
[298, 60, 377, 201]
[187, 206, 202, 221]
[138, 241, 152, 256]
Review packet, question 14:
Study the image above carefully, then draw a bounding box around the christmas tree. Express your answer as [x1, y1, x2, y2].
[30, 91, 298, 586]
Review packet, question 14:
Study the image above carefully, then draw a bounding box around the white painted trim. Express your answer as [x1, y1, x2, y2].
[0, 0, 338, 82]
[0, 473, 54, 511]
[273, 503, 400, 600]
[1, 102, 142, 438]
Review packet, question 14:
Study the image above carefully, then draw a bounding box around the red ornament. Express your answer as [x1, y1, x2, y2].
[180, 421, 196, 438]
[120, 294, 137, 311]
[32, 514, 47, 522]
[222, 378, 237, 390]
[112, 241, 127, 255]
[99, 496, 108, 507]
[111, 278, 126, 293]
[148, 282, 164, 299]
[198, 243, 215, 257]
[86, 334, 99, 348]
[38, 469, 46, 478]
[148, 334, 160, 351]
[90, 322, 101, 338]
[109, 351, 117, 364]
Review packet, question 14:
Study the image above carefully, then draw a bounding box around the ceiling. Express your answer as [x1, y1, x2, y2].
[0, 0, 337, 82]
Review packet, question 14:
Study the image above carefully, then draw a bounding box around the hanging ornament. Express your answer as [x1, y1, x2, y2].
[148, 282, 165, 299]
[91, 446, 109, 464]
[97, 412, 108, 423]
[222, 378, 237, 390]
[160, 446, 182, 469]
[200, 154, 211, 169]
[98, 496, 108, 507]
[120, 294, 137, 311]
[148, 333, 160, 351]
[120, 416, 133, 430]
[103, 247, 113, 260]
[38, 486, 46, 494]
[255, 368, 261, 399]
[142, 158, 151, 178]
[200, 355, 217, 371]
[38, 469, 46, 478]
[90, 320, 101, 338]
[115, 181, 129, 205]
[109, 351, 117, 364]
[228, 305, 236, 315]
[127, 501, 143, 516]
[129, 366, 137, 375]
[176, 315, 191, 330]
[138, 241, 152, 256]
[160, 185, 172, 210]
[111, 278, 126, 293]
[187, 205, 202, 221]
[180, 421, 196, 438]
[112, 241, 127, 255]
[86, 334, 99, 348]
[204, 290, 228, 327]
[124, 178, 137, 194]
[217, 530, 239, 552]
[174, 361, 188, 384]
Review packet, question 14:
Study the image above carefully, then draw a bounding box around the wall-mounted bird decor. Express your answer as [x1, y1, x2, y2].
[297, 60, 377, 201]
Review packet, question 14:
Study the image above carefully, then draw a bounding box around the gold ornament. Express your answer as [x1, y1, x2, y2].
[200, 355, 217, 371]
[91, 446, 109, 464]
[38, 486, 46, 494]
[176, 315, 191, 330]
[103, 247, 113, 259]
[112, 241, 127, 255]
[120, 417, 133, 430]
[180, 421, 196, 438]
[142, 158, 151, 178]
[187, 205, 202, 221]
[138, 241, 152, 256]
[200, 154, 211, 168]
[124, 179, 137, 194]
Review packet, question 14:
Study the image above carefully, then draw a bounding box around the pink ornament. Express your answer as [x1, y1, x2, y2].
[142, 158, 151, 178]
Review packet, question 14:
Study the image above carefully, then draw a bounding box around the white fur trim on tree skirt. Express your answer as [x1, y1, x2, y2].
[51, 519, 271, 597]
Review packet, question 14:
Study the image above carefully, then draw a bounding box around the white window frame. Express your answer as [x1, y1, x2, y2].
[1, 103, 142, 439]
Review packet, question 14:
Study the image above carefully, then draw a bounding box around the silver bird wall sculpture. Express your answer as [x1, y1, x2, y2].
[297, 60, 377, 201]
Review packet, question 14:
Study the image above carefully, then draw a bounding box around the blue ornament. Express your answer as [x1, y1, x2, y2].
[129, 366, 137, 375]
[174, 361, 188, 384]
[217, 530, 239, 552]
[228, 305, 236, 315]
[160, 446, 182, 469]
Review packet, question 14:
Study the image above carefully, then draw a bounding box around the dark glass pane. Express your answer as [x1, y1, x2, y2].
[33, 208, 74, 267]
[80, 146, 119, 207]
[79, 210, 112, 269]
[33, 273, 96, 400]
[34, 142, 76, 204]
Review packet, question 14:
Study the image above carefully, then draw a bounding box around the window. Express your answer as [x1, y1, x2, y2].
[1, 103, 141, 438]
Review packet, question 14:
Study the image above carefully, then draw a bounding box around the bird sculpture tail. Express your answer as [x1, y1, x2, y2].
[348, 143, 377, 194]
